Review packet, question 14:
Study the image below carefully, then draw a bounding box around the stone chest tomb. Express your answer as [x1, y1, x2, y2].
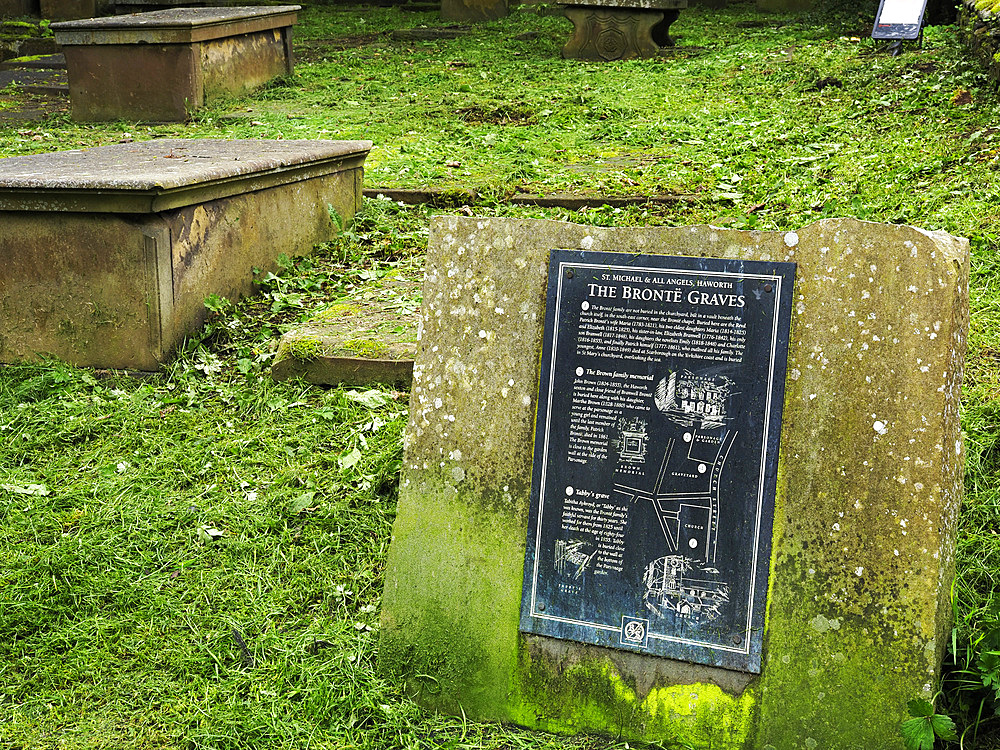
[380, 217, 968, 749]
[51, 6, 300, 122]
[0, 138, 370, 371]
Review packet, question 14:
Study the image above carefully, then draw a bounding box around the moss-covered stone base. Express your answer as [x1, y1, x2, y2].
[380, 217, 968, 749]
[271, 268, 420, 387]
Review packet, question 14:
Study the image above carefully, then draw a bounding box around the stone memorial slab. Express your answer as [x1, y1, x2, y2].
[380, 216, 968, 749]
[0, 138, 370, 371]
[521, 251, 794, 673]
[51, 6, 299, 121]
[271, 269, 420, 387]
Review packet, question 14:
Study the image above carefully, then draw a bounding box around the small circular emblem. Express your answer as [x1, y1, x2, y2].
[623, 620, 645, 642]
[595, 28, 628, 61]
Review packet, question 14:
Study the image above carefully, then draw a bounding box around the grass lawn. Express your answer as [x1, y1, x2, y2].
[3, 1, 1000, 747]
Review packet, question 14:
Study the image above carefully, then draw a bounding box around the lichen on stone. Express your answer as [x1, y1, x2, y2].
[340, 337, 388, 358]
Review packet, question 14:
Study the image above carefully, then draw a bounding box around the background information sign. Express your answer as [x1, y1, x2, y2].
[519, 250, 796, 673]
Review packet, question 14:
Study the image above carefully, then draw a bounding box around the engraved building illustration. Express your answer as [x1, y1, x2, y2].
[654, 370, 735, 430]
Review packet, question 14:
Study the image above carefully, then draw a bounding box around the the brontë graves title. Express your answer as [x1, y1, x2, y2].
[520, 250, 796, 673]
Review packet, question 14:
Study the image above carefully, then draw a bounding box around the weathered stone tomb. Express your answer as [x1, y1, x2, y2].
[51, 6, 299, 122]
[0, 138, 370, 371]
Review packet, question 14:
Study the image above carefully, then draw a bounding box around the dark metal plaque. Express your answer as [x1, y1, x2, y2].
[520, 250, 795, 673]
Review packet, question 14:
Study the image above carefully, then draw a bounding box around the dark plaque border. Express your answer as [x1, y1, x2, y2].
[519, 250, 796, 674]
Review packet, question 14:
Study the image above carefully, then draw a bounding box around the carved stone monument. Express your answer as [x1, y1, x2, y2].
[380, 217, 968, 749]
[559, 0, 687, 60]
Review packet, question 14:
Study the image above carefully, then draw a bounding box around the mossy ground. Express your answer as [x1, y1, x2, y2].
[2, 1, 1000, 747]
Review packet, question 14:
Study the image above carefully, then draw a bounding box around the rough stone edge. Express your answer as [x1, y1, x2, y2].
[959, 0, 1000, 82]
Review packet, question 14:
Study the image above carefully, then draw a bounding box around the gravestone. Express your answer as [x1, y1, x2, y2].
[0, 138, 370, 371]
[559, 0, 688, 60]
[380, 216, 968, 748]
[51, 5, 299, 122]
[272, 268, 420, 387]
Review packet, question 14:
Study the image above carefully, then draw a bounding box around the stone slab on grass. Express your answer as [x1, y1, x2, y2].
[380, 216, 968, 749]
[51, 5, 299, 122]
[272, 266, 420, 387]
[0, 137, 357, 209]
[0, 138, 370, 371]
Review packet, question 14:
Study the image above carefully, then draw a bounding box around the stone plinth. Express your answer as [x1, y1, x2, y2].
[379, 217, 968, 749]
[51, 5, 299, 122]
[0, 138, 371, 371]
[559, 0, 687, 60]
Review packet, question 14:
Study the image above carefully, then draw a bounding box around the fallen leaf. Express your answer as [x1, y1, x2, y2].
[345, 389, 392, 409]
[289, 492, 316, 514]
[197, 525, 225, 543]
[339, 448, 363, 470]
[1, 483, 50, 496]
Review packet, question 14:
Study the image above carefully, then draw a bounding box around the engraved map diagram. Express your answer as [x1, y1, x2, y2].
[613, 369, 738, 624]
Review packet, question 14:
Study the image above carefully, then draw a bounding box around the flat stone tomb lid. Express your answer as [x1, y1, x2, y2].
[51, 5, 300, 44]
[0, 138, 372, 213]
